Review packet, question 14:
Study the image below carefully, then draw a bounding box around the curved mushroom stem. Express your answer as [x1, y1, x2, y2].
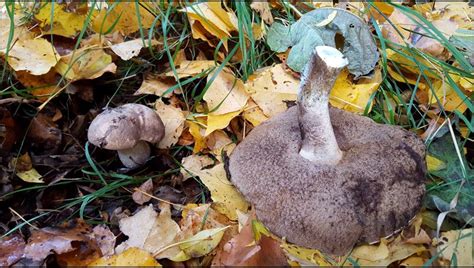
[298, 46, 348, 165]
[117, 140, 151, 169]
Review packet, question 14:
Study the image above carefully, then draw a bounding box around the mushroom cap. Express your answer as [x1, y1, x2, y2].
[229, 106, 426, 255]
[88, 103, 165, 150]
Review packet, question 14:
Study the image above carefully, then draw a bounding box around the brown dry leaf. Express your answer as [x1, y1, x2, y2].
[182, 2, 238, 50]
[34, 2, 88, 38]
[89, 247, 161, 266]
[206, 130, 235, 161]
[0, 235, 26, 266]
[212, 214, 288, 266]
[15, 70, 60, 100]
[110, 39, 160, 61]
[92, 225, 116, 257]
[185, 163, 249, 220]
[204, 69, 249, 115]
[155, 100, 186, 149]
[165, 60, 217, 79]
[91, 2, 157, 35]
[3, 38, 60, 75]
[135, 75, 176, 98]
[24, 220, 96, 261]
[250, 1, 274, 24]
[115, 204, 180, 256]
[0, 107, 18, 153]
[437, 228, 473, 266]
[10, 153, 44, 183]
[55, 46, 116, 82]
[132, 179, 154, 205]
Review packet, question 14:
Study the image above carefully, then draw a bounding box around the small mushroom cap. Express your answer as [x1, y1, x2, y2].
[229, 106, 426, 255]
[87, 103, 165, 150]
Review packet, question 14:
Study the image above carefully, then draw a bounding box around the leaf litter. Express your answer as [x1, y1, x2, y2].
[0, 1, 472, 267]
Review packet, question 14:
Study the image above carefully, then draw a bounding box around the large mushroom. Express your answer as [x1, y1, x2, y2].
[87, 103, 165, 169]
[229, 46, 426, 255]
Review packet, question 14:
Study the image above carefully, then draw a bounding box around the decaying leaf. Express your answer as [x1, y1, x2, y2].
[182, 2, 238, 50]
[0, 235, 26, 266]
[0, 15, 33, 51]
[267, 8, 379, 77]
[155, 100, 186, 149]
[15, 70, 60, 100]
[24, 220, 97, 261]
[34, 2, 88, 38]
[250, 1, 273, 24]
[55, 46, 116, 82]
[115, 204, 181, 256]
[437, 228, 473, 266]
[132, 179, 154, 205]
[186, 163, 249, 220]
[165, 60, 216, 79]
[3, 38, 60, 75]
[181, 154, 214, 180]
[91, 2, 157, 35]
[92, 225, 116, 257]
[110, 39, 159, 61]
[213, 214, 288, 266]
[89, 247, 161, 266]
[10, 153, 44, 183]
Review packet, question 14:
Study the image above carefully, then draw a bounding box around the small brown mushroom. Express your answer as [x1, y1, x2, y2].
[229, 46, 426, 255]
[87, 103, 164, 169]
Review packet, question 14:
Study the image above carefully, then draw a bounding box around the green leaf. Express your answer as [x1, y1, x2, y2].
[266, 8, 379, 78]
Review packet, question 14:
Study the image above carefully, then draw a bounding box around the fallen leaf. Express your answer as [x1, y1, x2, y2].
[165, 60, 216, 79]
[89, 247, 161, 266]
[427, 154, 447, 173]
[187, 121, 207, 153]
[181, 154, 214, 180]
[168, 226, 230, 262]
[11, 153, 44, 183]
[427, 78, 472, 113]
[115, 204, 180, 256]
[437, 228, 473, 266]
[0, 15, 33, 51]
[3, 38, 60, 75]
[135, 75, 176, 98]
[110, 39, 159, 61]
[24, 220, 96, 261]
[250, 1, 274, 24]
[182, 2, 238, 50]
[155, 100, 186, 149]
[242, 100, 269, 126]
[205, 110, 242, 137]
[350, 236, 426, 266]
[399, 256, 426, 266]
[34, 2, 88, 38]
[187, 163, 249, 220]
[204, 69, 249, 115]
[91, 2, 157, 35]
[267, 8, 379, 77]
[282, 242, 333, 266]
[55, 46, 117, 82]
[92, 225, 116, 257]
[0, 235, 26, 266]
[132, 179, 154, 205]
[15, 70, 60, 100]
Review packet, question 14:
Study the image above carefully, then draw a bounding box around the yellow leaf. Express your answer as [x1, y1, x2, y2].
[34, 2, 88, 38]
[110, 39, 159, 61]
[0, 15, 33, 51]
[242, 100, 269, 126]
[352, 239, 390, 261]
[205, 110, 242, 136]
[428, 79, 471, 113]
[169, 226, 230, 262]
[400, 256, 426, 266]
[187, 121, 207, 153]
[15, 70, 60, 101]
[204, 69, 249, 115]
[3, 38, 59, 75]
[182, 2, 238, 50]
[55, 47, 116, 81]
[426, 154, 447, 172]
[91, 2, 156, 35]
[155, 100, 186, 149]
[281, 242, 333, 266]
[17, 169, 44, 184]
[135, 75, 176, 98]
[386, 65, 428, 90]
[245, 64, 298, 118]
[329, 67, 382, 114]
[250, 1, 274, 24]
[89, 247, 161, 266]
[190, 163, 249, 220]
[180, 154, 214, 180]
[438, 228, 473, 266]
[165, 60, 216, 79]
